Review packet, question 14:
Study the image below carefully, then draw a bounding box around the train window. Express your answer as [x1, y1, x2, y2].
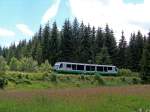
[86, 66, 90, 71]
[59, 64, 63, 68]
[72, 64, 76, 70]
[104, 67, 107, 72]
[67, 64, 71, 68]
[108, 67, 112, 70]
[77, 65, 84, 70]
[91, 66, 95, 71]
[97, 66, 103, 71]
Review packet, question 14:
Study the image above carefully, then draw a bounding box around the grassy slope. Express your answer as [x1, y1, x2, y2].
[2, 71, 141, 90]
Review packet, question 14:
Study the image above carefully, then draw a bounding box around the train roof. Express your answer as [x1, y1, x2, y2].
[55, 62, 116, 67]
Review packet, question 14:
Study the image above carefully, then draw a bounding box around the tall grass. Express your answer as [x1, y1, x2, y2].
[0, 93, 150, 112]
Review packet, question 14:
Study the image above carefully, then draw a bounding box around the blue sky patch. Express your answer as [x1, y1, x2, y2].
[124, 0, 144, 4]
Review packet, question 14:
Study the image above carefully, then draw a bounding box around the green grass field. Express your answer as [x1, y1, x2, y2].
[0, 86, 150, 112]
[0, 71, 149, 112]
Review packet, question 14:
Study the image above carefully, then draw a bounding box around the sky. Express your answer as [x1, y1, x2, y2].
[0, 0, 149, 47]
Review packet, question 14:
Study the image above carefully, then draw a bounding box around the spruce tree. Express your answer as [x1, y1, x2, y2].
[104, 24, 117, 65]
[49, 22, 59, 65]
[96, 46, 111, 65]
[80, 26, 91, 63]
[42, 22, 51, 62]
[128, 31, 144, 71]
[128, 33, 137, 70]
[60, 19, 73, 61]
[90, 26, 96, 63]
[95, 27, 104, 54]
[140, 32, 150, 82]
[72, 18, 80, 62]
[135, 31, 144, 70]
[117, 31, 127, 68]
[36, 25, 43, 64]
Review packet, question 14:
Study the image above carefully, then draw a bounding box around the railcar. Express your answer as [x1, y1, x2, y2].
[53, 62, 118, 75]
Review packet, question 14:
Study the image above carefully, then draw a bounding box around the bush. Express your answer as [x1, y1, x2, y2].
[19, 57, 38, 72]
[118, 69, 138, 77]
[39, 60, 52, 73]
[50, 73, 57, 83]
[9, 57, 20, 71]
[0, 56, 9, 71]
[0, 77, 8, 89]
[94, 74, 105, 85]
[80, 74, 85, 80]
[132, 77, 141, 84]
[75, 82, 80, 87]
[15, 79, 32, 85]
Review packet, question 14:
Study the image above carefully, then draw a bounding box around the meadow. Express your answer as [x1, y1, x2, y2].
[0, 86, 150, 112]
[0, 71, 149, 112]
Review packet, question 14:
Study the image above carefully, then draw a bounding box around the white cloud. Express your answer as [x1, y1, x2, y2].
[0, 28, 15, 37]
[16, 24, 34, 36]
[69, 0, 150, 42]
[41, 0, 60, 24]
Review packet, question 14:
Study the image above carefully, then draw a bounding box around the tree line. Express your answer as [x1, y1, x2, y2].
[0, 18, 149, 80]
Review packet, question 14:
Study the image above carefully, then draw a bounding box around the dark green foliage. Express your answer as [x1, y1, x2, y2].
[0, 77, 8, 89]
[117, 31, 127, 68]
[94, 74, 105, 85]
[132, 77, 141, 84]
[80, 25, 92, 63]
[72, 18, 80, 62]
[43, 72, 58, 83]
[140, 32, 150, 83]
[49, 22, 59, 65]
[104, 24, 117, 65]
[80, 74, 85, 80]
[95, 27, 104, 54]
[118, 69, 139, 77]
[96, 46, 111, 64]
[128, 32, 144, 71]
[50, 72, 57, 83]
[60, 19, 73, 62]
[42, 22, 51, 62]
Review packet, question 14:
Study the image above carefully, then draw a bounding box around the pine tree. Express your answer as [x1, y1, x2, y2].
[72, 18, 80, 62]
[80, 26, 91, 63]
[42, 22, 51, 62]
[49, 22, 59, 65]
[60, 19, 73, 61]
[140, 32, 150, 82]
[0, 46, 2, 56]
[104, 24, 117, 65]
[78, 21, 85, 62]
[135, 31, 144, 70]
[36, 25, 43, 64]
[96, 46, 111, 65]
[95, 27, 104, 54]
[117, 31, 127, 68]
[90, 26, 96, 63]
[128, 31, 144, 71]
